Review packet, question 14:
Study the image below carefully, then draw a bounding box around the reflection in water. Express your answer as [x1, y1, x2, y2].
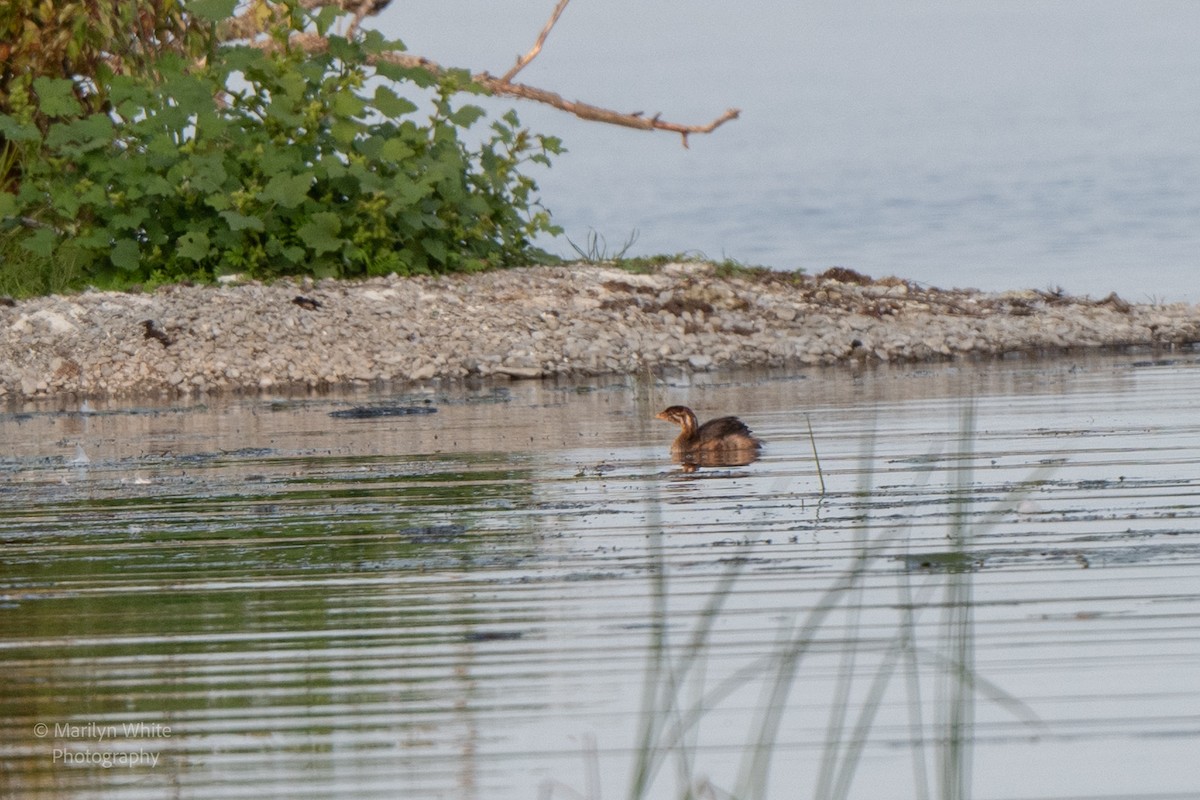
[670, 447, 760, 474]
[3, 353, 1200, 799]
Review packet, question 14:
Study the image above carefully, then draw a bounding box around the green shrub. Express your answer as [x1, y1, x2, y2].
[0, 0, 563, 294]
[0, 0, 198, 130]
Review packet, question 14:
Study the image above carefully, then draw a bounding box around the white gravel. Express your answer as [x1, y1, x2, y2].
[2, 261, 1198, 401]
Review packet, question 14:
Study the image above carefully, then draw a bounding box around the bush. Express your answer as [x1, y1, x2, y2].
[0, 0, 563, 294]
[0, 0, 199, 126]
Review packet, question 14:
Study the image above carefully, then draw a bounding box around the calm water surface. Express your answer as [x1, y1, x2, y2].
[3, 352, 1200, 799]
[381, 0, 1200, 301]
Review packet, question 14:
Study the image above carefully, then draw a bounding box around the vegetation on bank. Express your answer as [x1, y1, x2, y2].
[563, 230, 807, 284]
[0, 0, 563, 298]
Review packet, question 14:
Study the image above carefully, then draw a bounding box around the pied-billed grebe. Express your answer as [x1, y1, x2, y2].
[656, 406, 762, 463]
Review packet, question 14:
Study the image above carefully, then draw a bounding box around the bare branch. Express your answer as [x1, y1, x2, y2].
[345, 0, 391, 40]
[480, 70, 742, 147]
[221, 1, 740, 146]
[500, 0, 572, 84]
[370, 50, 741, 144]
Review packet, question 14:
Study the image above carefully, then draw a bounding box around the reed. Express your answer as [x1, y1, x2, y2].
[617, 402, 1044, 800]
[805, 413, 826, 495]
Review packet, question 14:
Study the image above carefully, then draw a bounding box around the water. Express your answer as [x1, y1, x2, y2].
[3, 350, 1200, 799]
[377, 0, 1200, 301]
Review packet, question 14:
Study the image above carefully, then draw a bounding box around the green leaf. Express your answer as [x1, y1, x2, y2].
[386, 176, 428, 207]
[205, 193, 232, 212]
[147, 132, 181, 159]
[159, 73, 214, 117]
[108, 75, 151, 109]
[380, 138, 415, 162]
[111, 240, 141, 271]
[49, 185, 83, 218]
[309, 258, 340, 279]
[361, 29, 403, 55]
[333, 91, 365, 119]
[110, 208, 149, 231]
[45, 115, 113, 153]
[274, 69, 307, 104]
[33, 77, 82, 117]
[76, 230, 112, 251]
[22, 228, 59, 258]
[257, 145, 302, 176]
[314, 4, 340, 35]
[190, 154, 228, 193]
[142, 175, 176, 197]
[315, 157, 348, 179]
[220, 210, 265, 232]
[188, 0, 238, 22]
[297, 212, 342, 255]
[449, 105, 487, 129]
[423, 237, 448, 265]
[373, 86, 418, 119]
[374, 61, 437, 88]
[325, 35, 359, 63]
[264, 99, 304, 129]
[0, 115, 41, 142]
[260, 173, 312, 208]
[0, 192, 17, 219]
[177, 230, 211, 262]
[331, 119, 360, 145]
[220, 44, 268, 74]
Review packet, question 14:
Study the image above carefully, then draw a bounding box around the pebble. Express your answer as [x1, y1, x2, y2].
[1, 262, 1198, 401]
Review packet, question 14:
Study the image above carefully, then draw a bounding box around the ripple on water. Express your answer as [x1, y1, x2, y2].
[3, 354, 1200, 799]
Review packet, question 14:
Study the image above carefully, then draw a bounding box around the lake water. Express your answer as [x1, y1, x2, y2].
[378, 0, 1200, 302]
[4, 349, 1200, 799]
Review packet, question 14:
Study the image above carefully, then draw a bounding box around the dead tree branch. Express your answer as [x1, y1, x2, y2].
[480, 71, 740, 148]
[373, 51, 740, 147]
[501, 0, 571, 84]
[221, 0, 740, 147]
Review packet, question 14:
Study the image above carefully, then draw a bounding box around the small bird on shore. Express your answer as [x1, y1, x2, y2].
[655, 405, 762, 470]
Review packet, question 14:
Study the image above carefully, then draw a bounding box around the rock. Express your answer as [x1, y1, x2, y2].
[572, 296, 602, 311]
[0, 264, 1196, 400]
[495, 365, 543, 379]
[12, 310, 77, 334]
[410, 362, 437, 381]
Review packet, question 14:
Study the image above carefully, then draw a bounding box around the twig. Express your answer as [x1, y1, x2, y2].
[380, 51, 741, 146]
[480, 70, 740, 146]
[224, 2, 740, 147]
[344, 0, 372, 40]
[501, 0, 572, 84]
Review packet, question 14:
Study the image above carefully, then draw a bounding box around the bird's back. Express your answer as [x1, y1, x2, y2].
[692, 416, 762, 451]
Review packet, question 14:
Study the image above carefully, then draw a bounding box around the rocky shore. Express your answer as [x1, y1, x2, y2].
[3, 262, 1199, 402]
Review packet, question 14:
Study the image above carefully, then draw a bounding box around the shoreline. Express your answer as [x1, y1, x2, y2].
[3, 262, 1199, 403]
